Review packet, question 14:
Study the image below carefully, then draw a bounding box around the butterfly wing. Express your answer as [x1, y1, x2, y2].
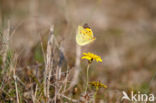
[76, 26, 95, 46]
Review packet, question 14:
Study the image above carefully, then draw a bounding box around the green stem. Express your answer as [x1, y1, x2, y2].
[85, 64, 90, 94]
[94, 87, 98, 101]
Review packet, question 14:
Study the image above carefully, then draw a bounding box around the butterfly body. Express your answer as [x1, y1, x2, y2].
[76, 24, 95, 46]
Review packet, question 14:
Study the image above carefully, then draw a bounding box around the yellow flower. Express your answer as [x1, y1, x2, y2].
[81, 52, 102, 63]
[89, 81, 107, 90]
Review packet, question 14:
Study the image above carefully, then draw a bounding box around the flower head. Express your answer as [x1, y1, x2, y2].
[89, 81, 107, 90]
[80, 92, 93, 103]
[81, 52, 102, 63]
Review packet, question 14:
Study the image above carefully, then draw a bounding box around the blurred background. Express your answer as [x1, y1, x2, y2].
[0, 0, 156, 102]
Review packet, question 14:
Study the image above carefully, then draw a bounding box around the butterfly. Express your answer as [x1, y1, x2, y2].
[76, 24, 96, 46]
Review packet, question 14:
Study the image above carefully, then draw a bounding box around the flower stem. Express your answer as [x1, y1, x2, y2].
[94, 88, 98, 102]
[85, 64, 90, 94]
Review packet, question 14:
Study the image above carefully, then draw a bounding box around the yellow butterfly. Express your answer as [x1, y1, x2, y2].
[76, 24, 96, 46]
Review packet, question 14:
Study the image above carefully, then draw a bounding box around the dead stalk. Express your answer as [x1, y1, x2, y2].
[46, 68, 52, 100]
[68, 45, 81, 90]
[43, 25, 54, 102]
[32, 84, 38, 103]
[14, 75, 20, 103]
[12, 56, 20, 103]
[62, 67, 69, 93]
[2, 21, 10, 69]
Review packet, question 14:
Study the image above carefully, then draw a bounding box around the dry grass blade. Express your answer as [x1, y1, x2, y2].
[10, 54, 20, 103]
[59, 94, 78, 103]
